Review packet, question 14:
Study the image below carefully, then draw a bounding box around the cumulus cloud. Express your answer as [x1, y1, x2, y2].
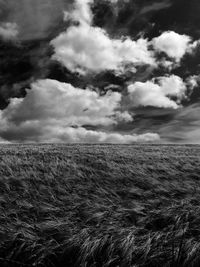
[152, 31, 192, 62]
[128, 75, 187, 109]
[51, 25, 155, 74]
[23, 126, 160, 144]
[51, 0, 155, 75]
[0, 22, 19, 41]
[1, 79, 128, 127]
[0, 78, 160, 143]
[186, 75, 200, 91]
[114, 111, 133, 122]
[51, 0, 200, 77]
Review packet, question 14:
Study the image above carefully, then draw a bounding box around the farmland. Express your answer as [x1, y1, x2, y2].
[0, 144, 200, 266]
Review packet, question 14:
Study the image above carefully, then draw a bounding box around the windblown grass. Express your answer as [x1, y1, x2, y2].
[0, 144, 200, 266]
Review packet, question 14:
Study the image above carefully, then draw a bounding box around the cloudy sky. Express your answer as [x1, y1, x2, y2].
[0, 0, 200, 143]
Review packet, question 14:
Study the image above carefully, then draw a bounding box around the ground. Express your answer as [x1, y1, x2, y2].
[0, 144, 200, 266]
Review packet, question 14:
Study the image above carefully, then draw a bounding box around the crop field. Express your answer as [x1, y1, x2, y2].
[0, 144, 200, 267]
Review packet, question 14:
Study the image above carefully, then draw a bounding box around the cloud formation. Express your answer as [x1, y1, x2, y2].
[28, 126, 160, 144]
[51, 0, 155, 74]
[128, 75, 187, 109]
[152, 31, 192, 62]
[1, 0, 69, 41]
[51, 0, 200, 77]
[51, 25, 155, 75]
[0, 78, 159, 143]
[0, 22, 18, 41]
[1, 0, 199, 144]
[1, 79, 129, 127]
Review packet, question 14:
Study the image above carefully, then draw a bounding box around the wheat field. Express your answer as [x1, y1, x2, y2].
[0, 144, 200, 266]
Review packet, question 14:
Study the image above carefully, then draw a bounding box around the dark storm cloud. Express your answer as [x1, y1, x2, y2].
[0, 39, 54, 109]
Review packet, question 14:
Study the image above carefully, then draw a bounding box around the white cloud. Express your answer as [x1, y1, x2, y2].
[158, 75, 186, 99]
[31, 126, 160, 143]
[186, 75, 199, 91]
[0, 138, 9, 144]
[51, 24, 155, 74]
[114, 111, 133, 122]
[0, 110, 159, 143]
[0, 79, 159, 143]
[152, 31, 192, 62]
[0, 120, 159, 143]
[0, 22, 19, 41]
[2, 79, 127, 127]
[52, 1, 200, 75]
[128, 75, 187, 109]
[51, 0, 155, 75]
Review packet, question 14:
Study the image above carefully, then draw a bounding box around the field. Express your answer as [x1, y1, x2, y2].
[0, 144, 200, 267]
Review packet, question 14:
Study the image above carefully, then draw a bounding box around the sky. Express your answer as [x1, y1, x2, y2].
[0, 0, 200, 143]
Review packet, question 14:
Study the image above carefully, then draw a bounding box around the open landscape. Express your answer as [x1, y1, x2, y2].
[1, 0, 200, 266]
[0, 144, 200, 266]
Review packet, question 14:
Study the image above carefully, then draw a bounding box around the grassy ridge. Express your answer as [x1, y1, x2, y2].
[0, 144, 200, 266]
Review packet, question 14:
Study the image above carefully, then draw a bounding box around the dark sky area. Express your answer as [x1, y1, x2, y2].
[0, 0, 200, 143]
